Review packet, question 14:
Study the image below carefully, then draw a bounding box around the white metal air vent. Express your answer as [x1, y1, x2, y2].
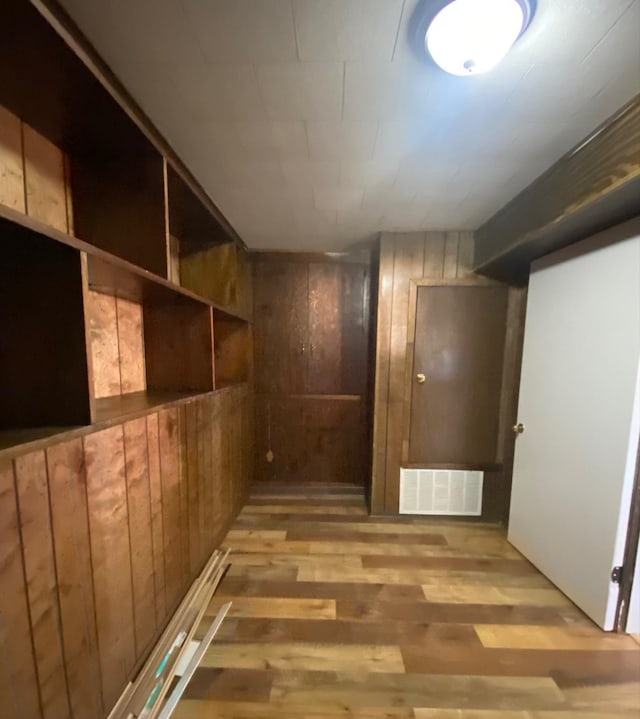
[399, 468, 483, 516]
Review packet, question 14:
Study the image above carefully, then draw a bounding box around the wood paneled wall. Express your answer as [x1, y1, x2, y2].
[371, 231, 526, 517]
[0, 385, 251, 719]
[252, 252, 372, 485]
[180, 243, 253, 319]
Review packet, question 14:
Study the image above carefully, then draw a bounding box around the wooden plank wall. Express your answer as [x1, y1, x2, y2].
[370, 231, 526, 517]
[85, 290, 146, 399]
[0, 385, 252, 719]
[180, 243, 253, 319]
[0, 105, 71, 233]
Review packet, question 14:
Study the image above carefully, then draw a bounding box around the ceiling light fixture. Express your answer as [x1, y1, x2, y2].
[424, 0, 535, 76]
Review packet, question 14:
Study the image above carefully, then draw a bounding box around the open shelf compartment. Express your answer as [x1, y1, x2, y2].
[213, 315, 251, 387]
[86, 253, 215, 423]
[0, 217, 92, 438]
[0, 0, 168, 277]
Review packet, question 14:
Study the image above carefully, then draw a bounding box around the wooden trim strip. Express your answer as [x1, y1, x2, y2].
[475, 94, 640, 282]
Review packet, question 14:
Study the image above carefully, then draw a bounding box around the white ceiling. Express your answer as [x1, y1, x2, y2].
[59, 0, 640, 251]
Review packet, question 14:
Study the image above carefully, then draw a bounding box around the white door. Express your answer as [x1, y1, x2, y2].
[508, 221, 640, 630]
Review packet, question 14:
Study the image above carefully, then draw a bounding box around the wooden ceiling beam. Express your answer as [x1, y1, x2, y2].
[474, 94, 640, 284]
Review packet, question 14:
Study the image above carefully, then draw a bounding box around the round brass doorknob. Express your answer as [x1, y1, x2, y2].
[513, 422, 525, 434]
[416, 373, 426, 384]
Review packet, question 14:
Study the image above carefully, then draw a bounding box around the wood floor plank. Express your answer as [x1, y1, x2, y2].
[402, 644, 640, 678]
[176, 701, 414, 718]
[241, 505, 368, 516]
[475, 625, 640, 651]
[213, 617, 481, 647]
[217, 578, 425, 601]
[227, 538, 518, 558]
[207, 597, 337, 620]
[201, 643, 405, 673]
[225, 565, 300, 582]
[560, 681, 640, 712]
[229, 553, 364, 570]
[297, 567, 555, 587]
[182, 668, 274, 701]
[337, 599, 572, 626]
[177, 489, 638, 718]
[362, 556, 537, 574]
[247, 496, 367, 507]
[286, 528, 448, 545]
[269, 671, 566, 710]
[414, 711, 640, 719]
[423, 585, 572, 607]
[226, 530, 289, 541]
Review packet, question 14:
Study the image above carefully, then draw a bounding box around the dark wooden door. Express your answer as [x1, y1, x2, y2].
[307, 262, 368, 395]
[252, 254, 371, 485]
[253, 260, 308, 394]
[408, 284, 508, 466]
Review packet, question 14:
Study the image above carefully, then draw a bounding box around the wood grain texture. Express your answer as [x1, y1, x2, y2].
[385, 235, 426, 512]
[181, 242, 239, 312]
[123, 418, 157, 656]
[46, 439, 103, 718]
[175, 489, 640, 717]
[214, 319, 251, 386]
[408, 284, 508, 465]
[14, 451, 71, 719]
[475, 95, 640, 283]
[144, 300, 214, 393]
[0, 458, 42, 719]
[254, 396, 366, 485]
[86, 290, 121, 399]
[84, 426, 136, 710]
[158, 407, 185, 611]
[372, 231, 524, 517]
[116, 297, 146, 394]
[253, 258, 308, 395]
[22, 123, 68, 233]
[252, 253, 371, 486]
[146, 413, 167, 622]
[71, 154, 168, 277]
[2, 385, 251, 715]
[0, 105, 25, 212]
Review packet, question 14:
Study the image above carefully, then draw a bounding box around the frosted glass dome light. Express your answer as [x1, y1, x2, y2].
[426, 0, 531, 76]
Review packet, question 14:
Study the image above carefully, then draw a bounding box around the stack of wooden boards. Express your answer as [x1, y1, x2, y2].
[108, 549, 231, 719]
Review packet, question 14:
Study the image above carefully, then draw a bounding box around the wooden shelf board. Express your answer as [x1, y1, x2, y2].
[0, 383, 249, 461]
[0, 202, 250, 322]
[93, 390, 201, 424]
[0, 426, 83, 453]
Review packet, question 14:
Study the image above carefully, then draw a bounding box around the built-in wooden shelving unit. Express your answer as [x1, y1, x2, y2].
[0, 0, 250, 458]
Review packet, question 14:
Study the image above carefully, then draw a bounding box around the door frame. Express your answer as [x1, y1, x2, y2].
[615, 430, 640, 631]
[401, 277, 508, 468]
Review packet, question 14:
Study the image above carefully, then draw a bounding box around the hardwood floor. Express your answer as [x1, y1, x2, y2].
[175, 486, 640, 718]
